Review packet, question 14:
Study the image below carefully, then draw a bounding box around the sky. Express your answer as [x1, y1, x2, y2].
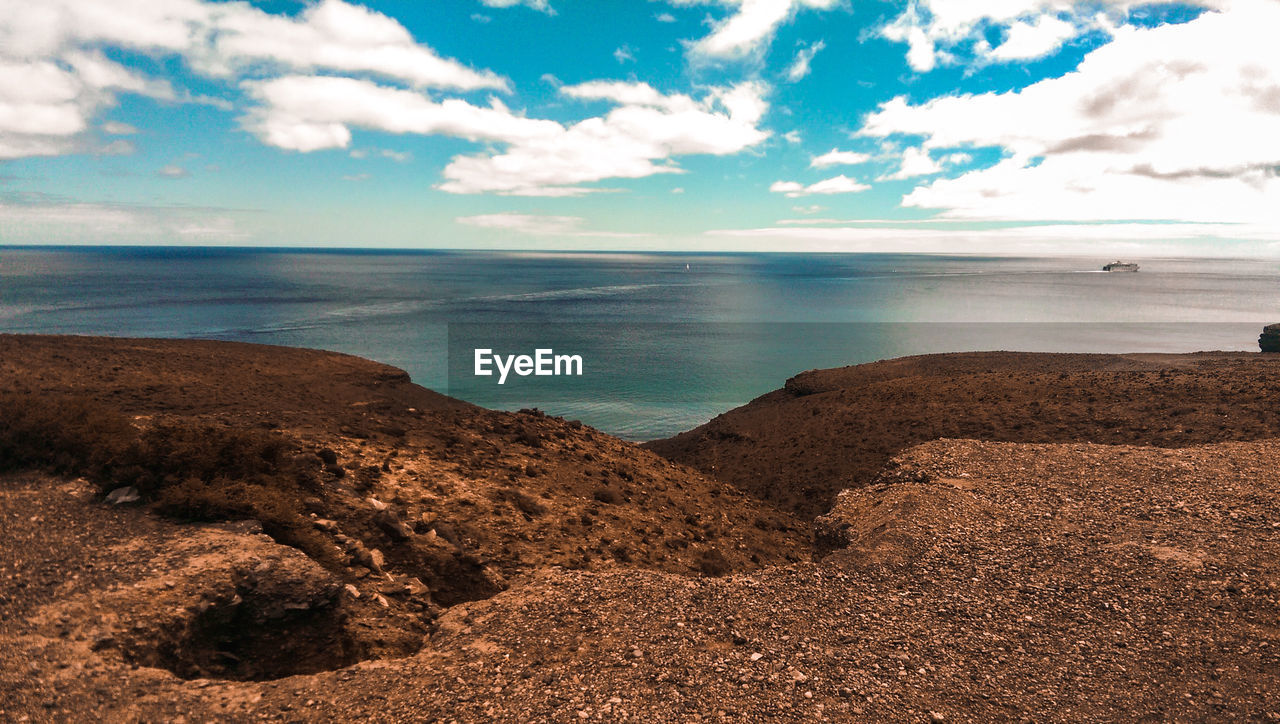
[0, 0, 1278, 256]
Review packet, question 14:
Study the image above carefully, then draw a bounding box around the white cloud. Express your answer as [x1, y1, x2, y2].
[656, 12, 678, 23]
[157, 164, 188, 178]
[457, 212, 584, 235]
[560, 81, 678, 109]
[859, 2, 1280, 227]
[614, 45, 635, 63]
[880, 146, 943, 179]
[439, 81, 770, 196]
[0, 197, 244, 244]
[770, 174, 870, 197]
[348, 147, 411, 162]
[1, 0, 507, 91]
[241, 75, 560, 152]
[677, 0, 840, 59]
[810, 148, 871, 168]
[97, 138, 135, 155]
[987, 14, 1079, 61]
[478, 0, 554, 13]
[878, 0, 1203, 71]
[101, 121, 137, 135]
[880, 4, 938, 72]
[242, 75, 770, 196]
[0, 52, 172, 158]
[704, 220, 1280, 256]
[786, 39, 824, 81]
[456, 212, 647, 238]
[195, 0, 509, 91]
[0, 0, 508, 159]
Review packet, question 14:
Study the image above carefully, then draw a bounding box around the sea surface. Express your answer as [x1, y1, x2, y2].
[1, 247, 1277, 440]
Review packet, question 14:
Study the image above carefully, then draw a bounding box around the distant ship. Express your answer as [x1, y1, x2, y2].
[1103, 261, 1139, 272]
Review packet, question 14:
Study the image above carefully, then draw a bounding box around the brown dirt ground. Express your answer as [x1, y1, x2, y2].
[0, 335, 806, 673]
[3, 438, 1277, 721]
[0, 334, 806, 579]
[645, 351, 1280, 519]
[3, 337, 1280, 721]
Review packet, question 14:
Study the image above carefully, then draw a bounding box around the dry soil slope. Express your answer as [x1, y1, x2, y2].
[0, 336, 807, 625]
[646, 351, 1280, 518]
[7, 438, 1277, 722]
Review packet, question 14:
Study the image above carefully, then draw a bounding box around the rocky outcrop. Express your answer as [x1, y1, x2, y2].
[1261, 323, 1280, 353]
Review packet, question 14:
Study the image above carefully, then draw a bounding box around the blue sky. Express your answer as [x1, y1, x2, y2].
[1, 0, 1278, 255]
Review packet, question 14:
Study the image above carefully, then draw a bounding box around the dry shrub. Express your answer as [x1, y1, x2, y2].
[0, 392, 134, 477]
[0, 391, 330, 563]
[697, 548, 732, 577]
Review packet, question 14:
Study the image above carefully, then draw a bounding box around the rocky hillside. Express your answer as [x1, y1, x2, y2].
[4, 437, 1277, 721]
[646, 351, 1280, 518]
[4, 337, 1280, 721]
[0, 335, 806, 676]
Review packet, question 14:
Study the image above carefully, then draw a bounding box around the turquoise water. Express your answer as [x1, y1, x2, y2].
[1, 248, 1276, 439]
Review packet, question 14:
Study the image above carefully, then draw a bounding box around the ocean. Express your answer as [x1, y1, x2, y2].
[1, 247, 1276, 440]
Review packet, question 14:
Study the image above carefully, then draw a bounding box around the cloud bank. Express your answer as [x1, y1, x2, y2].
[861, 1, 1280, 226]
[0, 0, 507, 159]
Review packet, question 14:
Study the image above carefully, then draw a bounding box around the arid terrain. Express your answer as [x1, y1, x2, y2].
[2, 336, 1279, 722]
[647, 351, 1280, 518]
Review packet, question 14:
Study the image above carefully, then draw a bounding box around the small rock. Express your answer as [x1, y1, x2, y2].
[352, 545, 383, 573]
[750, 652, 764, 662]
[104, 487, 140, 505]
[379, 581, 408, 596]
[373, 509, 413, 542]
[930, 712, 946, 723]
[343, 584, 361, 599]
